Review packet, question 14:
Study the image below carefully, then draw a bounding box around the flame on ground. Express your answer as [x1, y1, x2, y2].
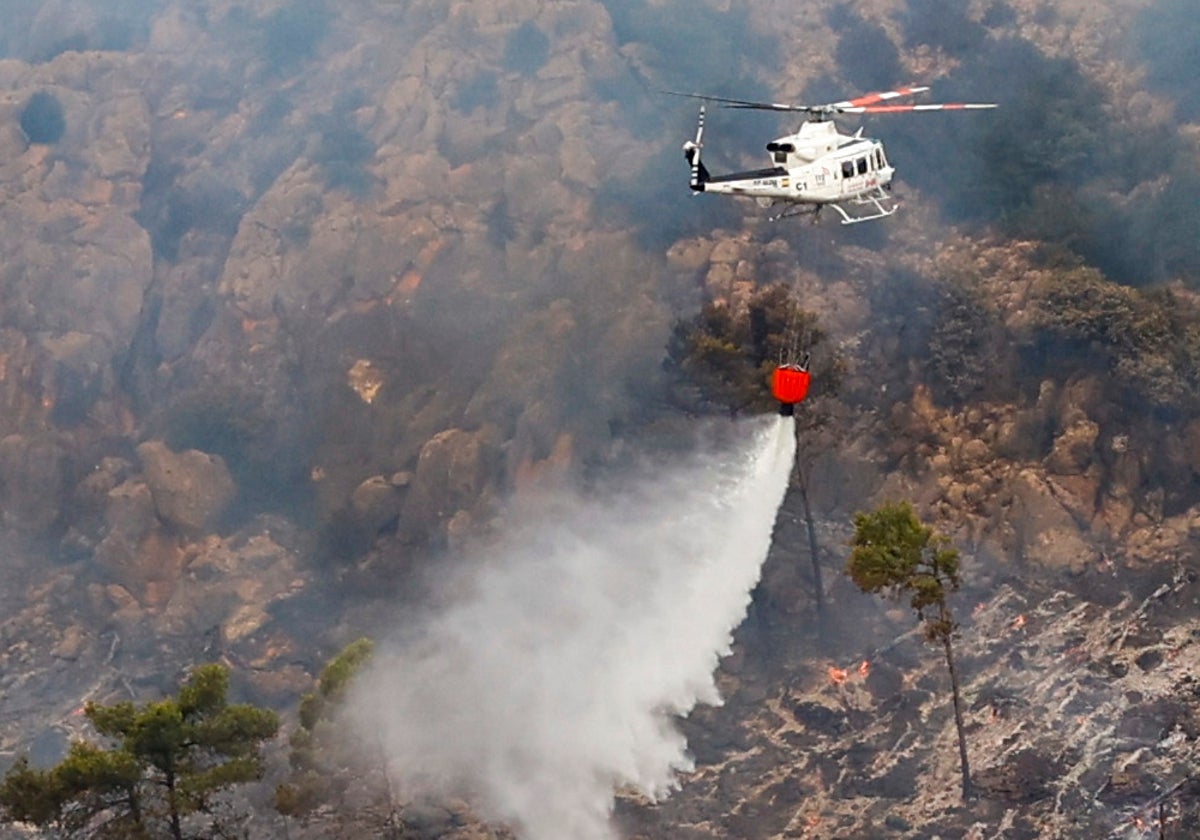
[827, 660, 870, 686]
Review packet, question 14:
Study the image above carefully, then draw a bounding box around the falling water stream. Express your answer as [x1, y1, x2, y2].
[352, 414, 796, 839]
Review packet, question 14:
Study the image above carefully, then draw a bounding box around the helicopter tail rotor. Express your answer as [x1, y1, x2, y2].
[682, 105, 709, 190]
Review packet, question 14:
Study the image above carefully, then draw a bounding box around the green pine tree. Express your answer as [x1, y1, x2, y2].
[846, 501, 972, 800]
[275, 638, 398, 831]
[0, 664, 278, 839]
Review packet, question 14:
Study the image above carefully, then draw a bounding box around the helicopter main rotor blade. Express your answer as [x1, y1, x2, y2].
[661, 89, 822, 113]
[829, 86, 930, 109]
[662, 86, 994, 116]
[841, 102, 998, 113]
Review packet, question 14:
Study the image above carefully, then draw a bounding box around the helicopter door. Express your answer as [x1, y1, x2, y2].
[840, 157, 866, 196]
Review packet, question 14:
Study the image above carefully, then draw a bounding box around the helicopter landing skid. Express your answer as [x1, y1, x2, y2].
[767, 204, 822, 223]
[830, 187, 899, 225]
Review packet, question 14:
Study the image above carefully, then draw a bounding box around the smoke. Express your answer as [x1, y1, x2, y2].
[349, 414, 796, 840]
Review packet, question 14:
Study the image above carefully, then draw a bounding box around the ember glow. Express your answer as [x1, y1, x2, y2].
[827, 660, 870, 686]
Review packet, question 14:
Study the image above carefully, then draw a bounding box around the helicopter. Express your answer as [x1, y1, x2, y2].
[672, 86, 996, 224]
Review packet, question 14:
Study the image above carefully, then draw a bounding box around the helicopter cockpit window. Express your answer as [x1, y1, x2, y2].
[841, 160, 854, 178]
[856, 157, 868, 175]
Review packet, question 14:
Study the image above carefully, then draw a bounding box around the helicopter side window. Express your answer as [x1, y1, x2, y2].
[875, 149, 884, 170]
[856, 157, 868, 175]
[841, 160, 854, 179]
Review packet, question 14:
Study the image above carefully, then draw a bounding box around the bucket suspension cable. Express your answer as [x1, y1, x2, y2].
[781, 295, 804, 368]
[772, 271, 812, 415]
[770, 232, 818, 415]
[780, 230, 818, 369]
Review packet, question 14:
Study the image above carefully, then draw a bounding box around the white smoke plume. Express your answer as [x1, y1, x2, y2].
[349, 414, 796, 840]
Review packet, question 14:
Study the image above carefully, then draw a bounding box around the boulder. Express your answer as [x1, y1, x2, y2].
[952, 437, 992, 472]
[1045, 419, 1099, 475]
[147, 521, 308, 662]
[0, 204, 153, 349]
[666, 237, 715, 272]
[0, 433, 70, 533]
[349, 474, 402, 534]
[400, 425, 502, 545]
[101, 478, 157, 539]
[0, 330, 56, 436]
[136, 440, 236, 533]
[94, 527, 186, 609]
[1009, 469, 1097, 572]
[39, 331, 112, 426]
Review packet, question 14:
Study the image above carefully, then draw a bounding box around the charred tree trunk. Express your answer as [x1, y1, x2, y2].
[374, 737, 403, 838]
[939, 604, 972, 801]
[165, 767, 183, 840]
[128, 786, 143, 828]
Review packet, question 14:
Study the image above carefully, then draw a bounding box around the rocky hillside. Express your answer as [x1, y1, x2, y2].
[0, 0, 1199, 837]
[620, 568, 1200, 838]
[0, 0, 677, 737]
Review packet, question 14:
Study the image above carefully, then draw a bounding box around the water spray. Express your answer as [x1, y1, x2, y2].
[351, 414, 796, 840]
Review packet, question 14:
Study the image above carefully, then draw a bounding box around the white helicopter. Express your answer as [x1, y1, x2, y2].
[673, 86, 996, 224]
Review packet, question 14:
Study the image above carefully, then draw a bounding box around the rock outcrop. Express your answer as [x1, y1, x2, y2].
[136, 440, 235, 534]
[0, 3, 1195, 840]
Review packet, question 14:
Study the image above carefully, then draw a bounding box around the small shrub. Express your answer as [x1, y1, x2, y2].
[261, 0, 332, 76]
[1030, 268, 1200, 413]
[927, 282, 996, 405]
[19, 91, 65, 144]
[1133, 0, 1200, 120]
[503, 22, 550, 75]
[831, 11, 902, 92]
[454, 72, 499, 113]
[314, 121, 375, 194]
[900, 0, 987, 54]
[666, 285, 835, 414]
